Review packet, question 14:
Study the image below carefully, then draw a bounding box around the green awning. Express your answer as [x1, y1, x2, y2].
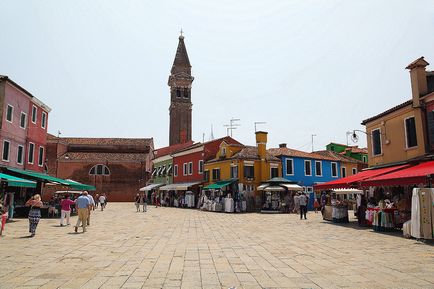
[204, 179, 237, 189]
[0, 173, 36, 188]
[6, 168, 96, 191]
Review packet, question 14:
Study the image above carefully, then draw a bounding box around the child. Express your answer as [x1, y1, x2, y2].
[0, 204, 8, 236]
[314, 198, 320, 213]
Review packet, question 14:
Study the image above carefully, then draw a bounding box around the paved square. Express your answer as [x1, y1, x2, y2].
[1, 203, 434, 289]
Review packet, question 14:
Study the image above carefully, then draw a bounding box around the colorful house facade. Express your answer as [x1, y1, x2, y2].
[315, 150, 367, 178]
[204, 132, 281, 210]
[326, 142, 368, 163]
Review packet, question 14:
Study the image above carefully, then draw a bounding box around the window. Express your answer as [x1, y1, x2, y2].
[2, 140, 10, 161]
[362, 155, 368, 163]
[271, 167, 279, 178]
[244, 165, 254, 179]
[38, 147, 44, 166]
[188, 162, 193, 175]
[183, 163, 187, 176]
[230, 166, 238, 179]
[221, 147, 226, 157]
[89, 164, 110, 176]
[31, 105, 37, 123]
[176, 89, 181, 98]
[198, 160, 203, 174]
[41, 112, 47, 129]
[6, 105, 13, 122]
[17, 145, 24, 165]
[405, 117, 418, 148]
[28, 143, 35, 164]
[341, 167, 346, 178]
[331, 162, 338, 177]
[20, 112, 26, 128]
[372, 128, 382, 156]
[183, 88, 189, 99]
[304, 160, 311, 176]
[315, 161, 322, 176]
[212, 168, 220, 181]
[167, 164, 173, 176]
[352, 168, 357, 175]
[174, 164, 178, 177]
[204, 170, 209, 182]
[286, 159, 294, 175]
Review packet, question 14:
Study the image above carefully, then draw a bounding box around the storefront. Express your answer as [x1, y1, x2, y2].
[258, 178, 303, 213]
[139, 183, 164, 204]
[200, 179, 241, 213]
[159, 182, 202, 208]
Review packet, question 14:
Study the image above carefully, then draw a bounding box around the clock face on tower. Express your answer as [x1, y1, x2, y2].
[168, 34, 194, 146]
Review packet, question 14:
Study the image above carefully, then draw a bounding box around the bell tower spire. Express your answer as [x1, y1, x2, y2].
[168, 32, 194, 146]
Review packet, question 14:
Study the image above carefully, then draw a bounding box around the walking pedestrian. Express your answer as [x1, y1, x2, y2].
[141, 193, 147, 212]
[25, 194, 43, 237]
[313, 197, 320, 213]
[299, 192, 308, 220]
[86, 192, 95, 225]
[99, 194, 106, 211]
[94, 194, 99, 209]
[293, 193, 300, 214]
[0, 204, 8, 236]
[60, 194, 75, 226]
[74, 192, 90, 233]
[135, 193, 140, 212]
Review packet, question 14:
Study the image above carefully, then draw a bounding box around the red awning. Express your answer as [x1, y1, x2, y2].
[361, 160, 434, 187]
[314, 164, 409, 190]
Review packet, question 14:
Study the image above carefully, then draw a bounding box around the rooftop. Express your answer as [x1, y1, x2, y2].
[268, 147, 336, 161]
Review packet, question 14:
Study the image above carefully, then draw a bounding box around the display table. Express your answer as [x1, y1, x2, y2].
[332, 204, 349, 223]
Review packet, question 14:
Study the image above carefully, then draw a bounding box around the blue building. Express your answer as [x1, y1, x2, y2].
[268, 144, 341, 209]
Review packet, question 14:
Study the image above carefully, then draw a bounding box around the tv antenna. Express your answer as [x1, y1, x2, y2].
[223, 118, 240, 137]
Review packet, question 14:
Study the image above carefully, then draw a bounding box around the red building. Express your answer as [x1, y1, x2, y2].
[172, 136, 242, 184]
[45, 135, 154, 202]
[0, 75, 50, 172]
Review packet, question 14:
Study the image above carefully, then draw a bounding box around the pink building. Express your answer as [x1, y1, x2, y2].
[0, 75, 51, 172]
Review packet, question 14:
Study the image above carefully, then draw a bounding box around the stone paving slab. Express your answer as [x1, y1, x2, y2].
[1, 203, 434, 288]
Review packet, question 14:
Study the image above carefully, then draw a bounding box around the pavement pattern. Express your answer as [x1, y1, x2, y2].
[1, 203, 434, 289]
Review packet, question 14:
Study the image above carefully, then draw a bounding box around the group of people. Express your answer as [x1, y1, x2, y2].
[23, 191, 108, 237]
[283, 192, 310, 219]
[134, 193, 147, 212]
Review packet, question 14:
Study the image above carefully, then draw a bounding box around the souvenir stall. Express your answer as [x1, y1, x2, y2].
[258, 178, 303, 213]
[409, 188, 434, 239]
[200, 179, 240, 213]
[139, 183, 164, 205]
[159, 182, 202, 208]
[322, 189, 363, 223]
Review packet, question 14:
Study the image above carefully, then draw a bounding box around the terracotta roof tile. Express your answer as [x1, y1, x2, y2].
[315, 150, 364, 164]
[231, 146, 280, 162]
[361, 100, 413, 125]
[153, 141, 194, 158]
[59, 152, 148, 162]
[268, 147, 336, 161]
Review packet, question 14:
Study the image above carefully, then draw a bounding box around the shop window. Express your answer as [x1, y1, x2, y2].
[230, 166, 238, 179]
[315, 161, 322, 176]
[31, 105, 37, 123]
[372, 128, 382, 156]
[198, 160, 203, 174]
[6, 105, 13, 123]
[89, 164, 110, 176]
[304, 160, 311, 176]
[405, 116, 417, 148]
[20, 112, 26, 128]
[331, 162, 338, 177]
[38, 146, 44, 166]
[244, 165, 254, 179]
[174, 165, 178, 177]
[341, 167, 346, 178]
[352, 168, 357, 175]
[286, 158, 294, 175]
[270, 167, 279, 178]
[17, 145, 24, 165]
[42, 112, 47, 129]
[212, 168, 220, 181]
[188, 162, 193, 175]
[2, 140, 10, 161]
[28, 143, 35, 164]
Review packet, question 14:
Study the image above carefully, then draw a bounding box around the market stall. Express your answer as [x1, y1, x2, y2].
[159, 182, 202, 208]
[258, 179, 303, 213]
[327, 189, 363, 223]
[200, 179, 240, 213]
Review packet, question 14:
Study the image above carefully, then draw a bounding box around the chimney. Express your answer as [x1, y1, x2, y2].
[255, 131, 268, 160]
[279, 143, 287, 148]
[406, 57, 429, 107]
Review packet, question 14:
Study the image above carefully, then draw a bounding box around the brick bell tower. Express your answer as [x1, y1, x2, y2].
[168, 32, 194, 146]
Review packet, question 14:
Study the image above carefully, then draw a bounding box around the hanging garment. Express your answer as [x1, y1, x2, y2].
[419, 189, 433, 239]
[411, 189, 422, 239]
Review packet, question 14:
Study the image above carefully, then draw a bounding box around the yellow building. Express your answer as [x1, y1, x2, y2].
[362, 57, 434, 167]
[204, 132, 281, 205]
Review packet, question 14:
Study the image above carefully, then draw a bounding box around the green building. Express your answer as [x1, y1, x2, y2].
[326, 142, 368, 163]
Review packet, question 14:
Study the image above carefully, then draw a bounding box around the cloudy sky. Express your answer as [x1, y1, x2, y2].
[1, 1, 434, 151]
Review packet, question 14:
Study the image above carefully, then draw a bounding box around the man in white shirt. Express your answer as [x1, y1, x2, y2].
[299, 192, 308, 220]
[86, 192, 95, 226]
[99, 195, 106, 211]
